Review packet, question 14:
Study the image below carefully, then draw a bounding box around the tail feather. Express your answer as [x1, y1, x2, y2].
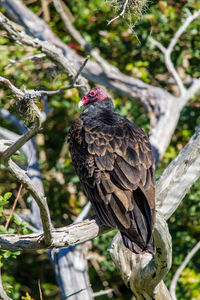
[121, 188, 155, 254]
[121, 230, 155, 254]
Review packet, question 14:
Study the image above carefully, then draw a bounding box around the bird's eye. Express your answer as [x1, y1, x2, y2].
[90, 91, 95, 96]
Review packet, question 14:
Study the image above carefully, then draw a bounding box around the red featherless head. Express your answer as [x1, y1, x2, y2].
[79, 88, 108, 108]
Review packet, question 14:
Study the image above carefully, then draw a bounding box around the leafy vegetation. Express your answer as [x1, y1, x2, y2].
[0, 0, 200, 299]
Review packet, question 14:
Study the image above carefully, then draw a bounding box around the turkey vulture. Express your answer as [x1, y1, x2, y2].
[68, 88, 155, 254]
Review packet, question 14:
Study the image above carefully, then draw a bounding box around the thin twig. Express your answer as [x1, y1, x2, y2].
[169, 241, 200, 300]
[107, 0, 129, 25]
[38, 279, 43, 300]
[74, 202, 92, 224]
[4, 53, 46, 69]
[41, 0, 50, 23]
[73, 56, 90, 83]
[168, 9, 200, 54]
[5, 184, 23, 230]
[5, 151, 33, 230]
[1, 54, 88, 98]
[93, 288, 114, 298]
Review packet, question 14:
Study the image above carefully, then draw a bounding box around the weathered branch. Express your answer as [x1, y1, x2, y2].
[109, 213, 172, 300]
[156, 125, 200, 219]
[169, 241, 200, 300]
[0, 216, 108, 251]
[93, 289, 113, 297]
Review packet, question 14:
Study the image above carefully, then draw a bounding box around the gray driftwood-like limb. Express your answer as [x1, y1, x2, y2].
[0, 216, 108, 251]
[48, 244, 93, 300]
[169, 241, 200, 300]
[0, 110, 41, 162]
[156, 125, 200, 219]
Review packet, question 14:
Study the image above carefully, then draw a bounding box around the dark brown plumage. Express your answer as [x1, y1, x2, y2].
[68, 88, 155, 254]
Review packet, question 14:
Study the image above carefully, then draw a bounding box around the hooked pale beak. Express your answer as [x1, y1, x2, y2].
[78, 100, 84, 108]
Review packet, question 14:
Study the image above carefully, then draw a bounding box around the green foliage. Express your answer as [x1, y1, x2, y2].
[0, 0, 200, 299]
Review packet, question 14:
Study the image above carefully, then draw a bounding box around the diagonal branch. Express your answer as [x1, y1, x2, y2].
[7, 159, 53, 245]
[156, 125, 200, 219]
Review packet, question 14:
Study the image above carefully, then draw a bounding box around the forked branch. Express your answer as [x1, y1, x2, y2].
[149, 9, 200, 96]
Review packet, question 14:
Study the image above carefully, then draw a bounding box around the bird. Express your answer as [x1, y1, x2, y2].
[68, 87, 155, 254]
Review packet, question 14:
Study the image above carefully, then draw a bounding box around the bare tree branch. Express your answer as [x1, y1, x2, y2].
[107, 0, 129, 25]
[0, 78, 53, 244]
[149, 9, 200, 96]
[0, 216, 108, 251]
[169, 241, 200, 300]
[0, 106, 42, 161]
[0, 76, 24, 97]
